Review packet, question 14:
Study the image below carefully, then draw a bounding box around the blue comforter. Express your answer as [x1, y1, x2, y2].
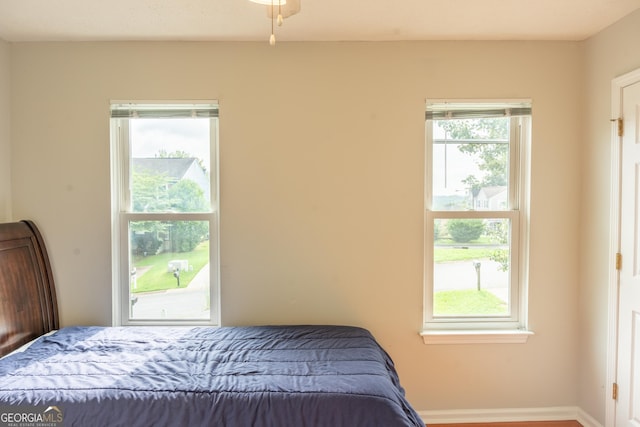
[0, 325, 423, 427]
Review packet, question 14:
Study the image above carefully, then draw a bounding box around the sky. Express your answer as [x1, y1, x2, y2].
[432, 142, 480, 197]
[130, 118, 212, 171]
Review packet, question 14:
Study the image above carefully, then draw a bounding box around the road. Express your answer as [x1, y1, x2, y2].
[434, 259, 509, 301]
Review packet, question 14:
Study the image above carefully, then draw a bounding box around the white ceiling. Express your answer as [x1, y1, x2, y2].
[0, 0, 639, 43]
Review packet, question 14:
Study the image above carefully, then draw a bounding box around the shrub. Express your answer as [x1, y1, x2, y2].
[446, 219, 485, 243]
[132, 231, 163, 256]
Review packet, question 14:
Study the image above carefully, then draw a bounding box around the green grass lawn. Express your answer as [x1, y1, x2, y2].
[131, 241, 209, 293]
[434, 246, 495, 263]
[434, 289, 508, 316]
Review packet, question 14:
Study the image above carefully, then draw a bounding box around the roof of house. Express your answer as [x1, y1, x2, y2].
[132, 158, 199, 181]
[479, 186, 507, 198]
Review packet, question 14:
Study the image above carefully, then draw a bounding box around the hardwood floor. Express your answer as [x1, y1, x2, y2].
[429, 421, 582, 427]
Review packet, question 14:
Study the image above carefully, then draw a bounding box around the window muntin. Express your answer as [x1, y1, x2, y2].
[111, 102, 219, 326]
[424, 100, 530, 331]
[432, 117, 510, 212]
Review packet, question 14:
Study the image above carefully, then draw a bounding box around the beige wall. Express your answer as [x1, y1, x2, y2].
[0, 39, 10, 222]
[10, 41, 582, 411]
[580, 9, 640, 423]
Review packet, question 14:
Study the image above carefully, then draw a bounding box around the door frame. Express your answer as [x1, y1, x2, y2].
[606, 67, 640, 427]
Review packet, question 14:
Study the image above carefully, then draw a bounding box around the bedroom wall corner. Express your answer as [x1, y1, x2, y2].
[580, 8, 640, 425]
[0, 39, 11, 223]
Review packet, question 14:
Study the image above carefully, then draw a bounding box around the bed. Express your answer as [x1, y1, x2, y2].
[0, 220, 424, 427]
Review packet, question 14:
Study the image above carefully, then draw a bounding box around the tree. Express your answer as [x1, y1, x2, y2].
[167, 180, 209, 252]
[130, 170, 172, 255]
[439, 118, 509, 188]
[168, 180, 208, 212]
[487, 220, 509, 271]
[170, 221, 208, 253]
[132, 170, 172, 213]
[131, 155, 209, 254]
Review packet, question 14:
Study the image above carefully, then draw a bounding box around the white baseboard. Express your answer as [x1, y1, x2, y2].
[576, 408, 602, 427]
[418, 406, 602, 426]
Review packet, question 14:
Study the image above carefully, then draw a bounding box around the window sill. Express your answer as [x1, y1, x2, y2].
[420, 329, 534, 345]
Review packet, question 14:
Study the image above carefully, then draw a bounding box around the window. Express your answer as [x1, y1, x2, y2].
[422, 100, 532, 343]
[110, 102, 219, 326]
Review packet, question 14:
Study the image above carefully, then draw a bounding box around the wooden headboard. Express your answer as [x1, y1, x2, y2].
[0, 220, 59, 357]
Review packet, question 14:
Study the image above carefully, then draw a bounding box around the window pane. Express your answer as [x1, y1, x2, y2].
[433, 218, 510, 317]
[129, 220, 210, 321]
[432, 118, 509, 211]
[130, 118, 211, 213]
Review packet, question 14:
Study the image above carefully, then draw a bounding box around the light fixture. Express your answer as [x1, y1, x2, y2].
[249, 0, 301, 45]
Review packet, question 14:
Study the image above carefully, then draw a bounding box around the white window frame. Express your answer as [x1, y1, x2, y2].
[110, 101, 220, 327]
[421, 99, 533, 344]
